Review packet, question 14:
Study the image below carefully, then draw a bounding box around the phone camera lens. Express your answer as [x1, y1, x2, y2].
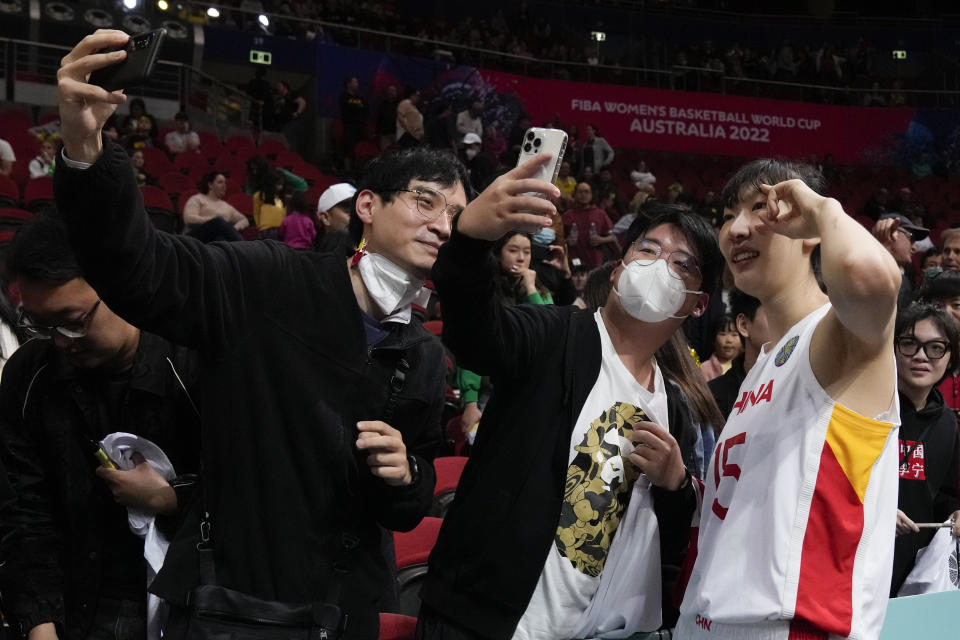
[526, 131, 535, 141]
[523, 143, 533, 152]
[533, 138, 542, 147]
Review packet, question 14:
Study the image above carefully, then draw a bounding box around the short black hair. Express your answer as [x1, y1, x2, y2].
[174, 111, 189, 121]
[712, 314, 738, 342]
[287, 190, 309, 215]
[348, 147, 470, 244]
[895, 301, 960, 384]
[7, 214, 83, 285]
[621, 202, 724, 295]
[729, 288, 761, 323]
[583, 261, 617, 312]
[720, 158, 827, 211]
[921, 270, 960, 302]
[721, 158, 827, 281]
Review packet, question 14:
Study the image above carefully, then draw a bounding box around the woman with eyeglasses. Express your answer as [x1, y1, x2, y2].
[890, 301, 960, 596]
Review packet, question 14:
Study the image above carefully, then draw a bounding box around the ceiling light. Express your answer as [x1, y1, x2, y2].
[206, 6, 219, 17]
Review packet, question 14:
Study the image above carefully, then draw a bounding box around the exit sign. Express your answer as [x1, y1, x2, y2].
[250, 49, 272, 65]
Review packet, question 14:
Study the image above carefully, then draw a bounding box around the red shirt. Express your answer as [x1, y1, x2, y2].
[562, 206, 614, 269]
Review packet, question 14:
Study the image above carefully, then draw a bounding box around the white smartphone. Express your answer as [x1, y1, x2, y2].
[516, 127, 568, 189]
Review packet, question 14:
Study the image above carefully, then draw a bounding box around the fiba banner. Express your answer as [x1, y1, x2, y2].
[480, 70, 915, 165]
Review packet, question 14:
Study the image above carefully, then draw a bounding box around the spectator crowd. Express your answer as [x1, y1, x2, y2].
[0, 22, 959, 640]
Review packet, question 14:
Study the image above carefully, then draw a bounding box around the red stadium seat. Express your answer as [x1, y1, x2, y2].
[431, 456, 467, 518]
[422, 320, 442, 336]
[225, 134, 256, 159]
[0, 108, 32, 135]
[0, 208, 33, 232]
[0, 230, 16, 248]
[141, 185, 174, 213]
[23, 176, 54, 213]
[274, 150, 303, 168]
[354, 141, 380, 163]
[174, 152, 210, 174]
[0, 175, 19, 208]
[393, 517, 442, 617]
[378, 614, 417, 640]
[142, 186, 179, 233]
[257, 139, 288, 158]
[158, 172, 197, 197]
[226, 193, 253, 217]
[140, 146, 175, 176]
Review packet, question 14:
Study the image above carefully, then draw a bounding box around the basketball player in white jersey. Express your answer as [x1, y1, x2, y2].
[676, 159, 902, 640]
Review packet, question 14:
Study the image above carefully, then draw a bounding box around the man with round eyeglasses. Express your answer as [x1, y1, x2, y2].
[422, 192, 723, 639]
[50, 29, 469, 640]
[0, 214, 202, 640]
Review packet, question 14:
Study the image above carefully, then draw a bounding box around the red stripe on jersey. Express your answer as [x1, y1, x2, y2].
[788, 618, 828, 640]
[794, 442, 860, 637]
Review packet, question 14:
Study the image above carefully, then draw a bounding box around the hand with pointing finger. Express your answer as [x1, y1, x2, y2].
[456, 154, 561, 242]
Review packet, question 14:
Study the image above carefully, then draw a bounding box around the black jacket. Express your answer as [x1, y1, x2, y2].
[0, 333, 201, 638]
[891, 389, 960, 595]
[54, 142, 444, 640]
[422, 223, 699, 639]
[708, 353, 747, 419]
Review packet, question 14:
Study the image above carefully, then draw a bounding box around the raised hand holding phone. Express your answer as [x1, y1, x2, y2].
[456, 154, 560, 241]
[57, 29, 131, 164]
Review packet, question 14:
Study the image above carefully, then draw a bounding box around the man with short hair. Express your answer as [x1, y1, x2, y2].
[707, 289, 769, 418]
[940, 228, 960, 273]
[579, 124, 614, 176]
[54, 30, 467, 639]
[873, 212, 928, 307]
[0, 214, 202, 640]
[456, 99, 484, 138]
[555, 161, 576, 201]
[163, 111, 200, 155]
[315, 181, 357, 256]
[563, 182, 618, 269]
[421, 162, 722, 639]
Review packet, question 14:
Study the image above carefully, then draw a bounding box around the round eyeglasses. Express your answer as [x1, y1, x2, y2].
[629, 239, 702, 285]
[895, 336, 949, 360]
[388, 187, 458, 221]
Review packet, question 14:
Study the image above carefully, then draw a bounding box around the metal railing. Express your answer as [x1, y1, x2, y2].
[192, 2, 960, 108]
[0, 37, 261, 129]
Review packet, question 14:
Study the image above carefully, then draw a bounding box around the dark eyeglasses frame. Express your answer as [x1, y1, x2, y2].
[895, 336, 949, 360]
[17, 299, 101, 340]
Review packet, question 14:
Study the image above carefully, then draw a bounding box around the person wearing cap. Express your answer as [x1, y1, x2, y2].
[315, 181, 357, 257]
[873, 212, 929, 308]
[459, 132, 494, 194]
[163, 111, 200, 155]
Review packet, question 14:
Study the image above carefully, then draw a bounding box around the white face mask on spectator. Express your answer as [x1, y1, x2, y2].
[614, 259, 700, 323]
[465, 147, 480, 160]
[356, 251, 424, 316]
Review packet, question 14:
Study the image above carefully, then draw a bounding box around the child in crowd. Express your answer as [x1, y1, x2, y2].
[699, 314, 742, 382]
[279, 191, 317, 250]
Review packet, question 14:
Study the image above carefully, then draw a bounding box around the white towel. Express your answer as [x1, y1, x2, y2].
[897, 521, 960, 596]
[100, 432, 176, 640]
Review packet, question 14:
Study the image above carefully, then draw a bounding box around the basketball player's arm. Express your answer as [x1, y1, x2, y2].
[761, 180, 900, 349]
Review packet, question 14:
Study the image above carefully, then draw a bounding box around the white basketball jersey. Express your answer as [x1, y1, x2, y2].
[677, 304, 900, 640]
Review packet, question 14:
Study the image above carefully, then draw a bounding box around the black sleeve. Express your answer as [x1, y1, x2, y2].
[55, 141, 282, 356]
[431, 217, 572, 381]
[369, 343, 445, 532]
[0, 352, 66, 632]
[934, 417, 960, 520]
